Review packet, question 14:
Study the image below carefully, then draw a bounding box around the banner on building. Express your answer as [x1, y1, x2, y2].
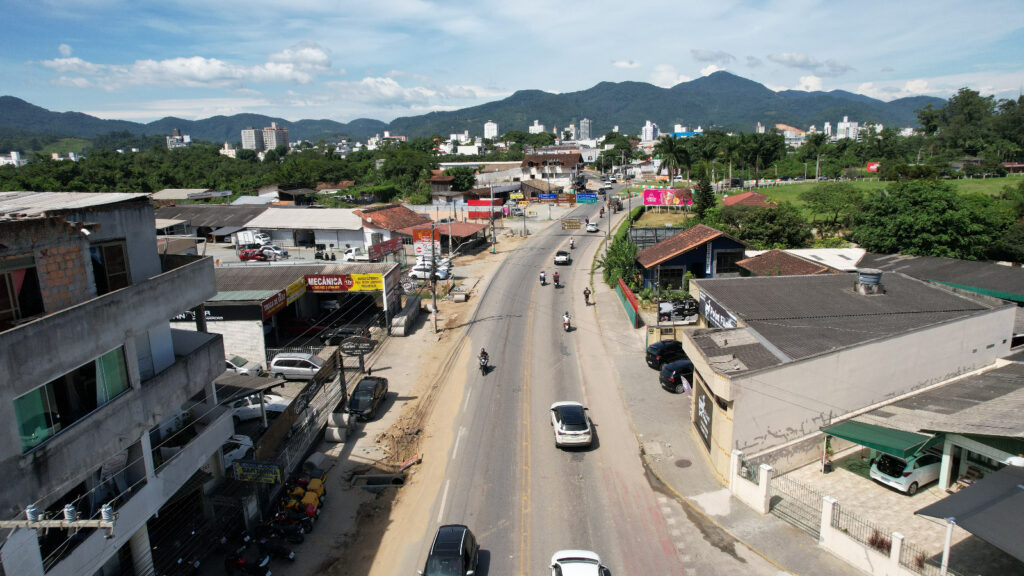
[368, 237, 402, 260]
[694, 383, 714, 452]
[866, 162, 881, 172]
[233, 460, 283, 484]
[306, 273, 385, 293]
[171, 304, 263, 323]
[412, 228, 442, 256]
[699, 291, 738, 329]
[286, 277, 307, 304]
[261, 290, 287, 320]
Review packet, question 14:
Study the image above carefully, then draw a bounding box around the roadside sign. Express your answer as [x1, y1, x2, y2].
[518, 201, 530, 207]
[561, 218, 581, 230]
[233, 460, 282, 484]
[578, 193, 597, 204]
[339, 337, 377, 356]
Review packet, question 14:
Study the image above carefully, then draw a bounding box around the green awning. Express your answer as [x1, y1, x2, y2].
[821, 420, 937, 459]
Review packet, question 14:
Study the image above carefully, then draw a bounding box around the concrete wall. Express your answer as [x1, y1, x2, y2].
[475, 168, 524, 186]
[731, 306, 1015, 458]
[206, 320, 267, 367]
[313, 229, 364, 250]
[0, 217, 96, 312]
[66, 200, 162, 282]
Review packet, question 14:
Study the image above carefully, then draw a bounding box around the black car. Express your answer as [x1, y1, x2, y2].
[645, 339, 687, 369]
[347, 377, 388, 420]
[320, 324, 371, 345]
[659, 359, 694, 393]
[419, 524, 479, 576]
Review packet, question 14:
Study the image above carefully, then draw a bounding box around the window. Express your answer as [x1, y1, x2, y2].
[0, 257, 45, 331]
[715, 251, 744, 275]
[13, 347, 130, 452]
[90, 242, 130, 295]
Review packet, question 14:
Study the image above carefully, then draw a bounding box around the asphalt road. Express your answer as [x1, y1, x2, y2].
[399, 184, 687, 575]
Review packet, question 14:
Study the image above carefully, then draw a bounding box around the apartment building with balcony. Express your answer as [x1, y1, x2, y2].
[0, 192, 228, 576]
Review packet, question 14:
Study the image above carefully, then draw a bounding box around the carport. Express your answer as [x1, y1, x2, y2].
[822, 420, 940, 459]
[214, 372, 288, 428]
[916, 465, 1024, 573]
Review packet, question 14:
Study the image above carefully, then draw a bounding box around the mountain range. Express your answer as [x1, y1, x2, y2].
[0, 72, 944, 145]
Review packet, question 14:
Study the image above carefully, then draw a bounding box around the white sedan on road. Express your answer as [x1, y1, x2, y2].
[585, 222, 599, 233]
[550, 550, 608, 576]
[550, 402, 593, 448]
[553, 250, 571, 265]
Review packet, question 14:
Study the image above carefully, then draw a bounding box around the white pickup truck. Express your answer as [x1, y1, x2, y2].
[343, 247, 372, 262]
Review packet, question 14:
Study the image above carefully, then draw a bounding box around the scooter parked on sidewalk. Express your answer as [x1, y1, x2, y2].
[257, 536, 296, 561]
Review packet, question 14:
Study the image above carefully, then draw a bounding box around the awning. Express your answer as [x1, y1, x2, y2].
[916, 465, 1024, 564]
[214, 373, 286, 396]
[210, 226, 243, 237]
[821, 420, 936, 459]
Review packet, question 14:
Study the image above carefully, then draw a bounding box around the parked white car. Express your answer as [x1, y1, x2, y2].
[550, 550, 608, 576]
[230, 393, 286, 422]
[268, 352, 323, 380]
[225, 355, 263, 376]
[221, 434, 254, 469]
[409, 264, 450, 280]
[260, 244, 289, 260]
[870, 452, 942, 495]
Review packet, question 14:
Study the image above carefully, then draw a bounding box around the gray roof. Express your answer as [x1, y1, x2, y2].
[855, 361, 1024, 439]
[154, 205, 269, 228]
[694, 273, 1001, 366]
[243, 207, 362, 230]
[689, 328, 783, 374]
[858, 253, 1024, 302]
[0, 191, 149, 219]
[215, 262, 398, 294]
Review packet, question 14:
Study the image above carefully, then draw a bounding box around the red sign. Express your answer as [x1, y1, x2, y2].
[368, 237, 402, 260]
[260, 290, 287, 320]
[412, 228, 439, 242]
[866, 162, 881, 172]
[306, 274, 353, 292]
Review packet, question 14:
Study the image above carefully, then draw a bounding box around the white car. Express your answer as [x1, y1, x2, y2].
[550, 550, 608, 576]
[585, 222, 599, 233]
[550, 402, 593, 448]
[409, 264, 450, 280]
[221, 434, 254, 469]
[553, 250, 571, 265]
[225, 355, 263, 376]
[230, 393, 286, 422]
[869, 452, 942, 495]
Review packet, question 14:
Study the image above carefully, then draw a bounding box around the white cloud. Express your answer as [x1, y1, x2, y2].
[766, 52, 852, 77]
[612, 60, 639, 69]
[58, 44, 72, 57]
[651, 64, 691, 88]
[42, 57, 104, 75]
[267, 42, 332, 73]
[796, 75, 822, 91]
[700, 64, 723, 76]
[903, 79, 929, 94]
[691, 50, 734, 66]
[325, 76, 508, 106]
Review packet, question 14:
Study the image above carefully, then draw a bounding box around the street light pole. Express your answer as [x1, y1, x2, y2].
[430, 221, 438, 334]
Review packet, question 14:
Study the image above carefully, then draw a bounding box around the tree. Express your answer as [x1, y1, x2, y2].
[443, 166, 476, 191]
[595, 231, 638, 287]
[851, 180, 1014, 260]
[653, 135, 688, 179]
[236, 148, 258, 162]
[693, 169, 715, 220]
[799, 182, 865, 233]
[726, 202, 812, 249]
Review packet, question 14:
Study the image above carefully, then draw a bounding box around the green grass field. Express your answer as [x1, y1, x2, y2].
[38, 138, 92, 156]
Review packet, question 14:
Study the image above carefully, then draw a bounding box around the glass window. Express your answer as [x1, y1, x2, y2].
[715, 251, 744, 275]
[1, 261, 45, 331]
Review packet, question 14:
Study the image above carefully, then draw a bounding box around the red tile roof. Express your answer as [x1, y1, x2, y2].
[736, 250, 832, 276]
[353, 204, 431, 232]
[722, 191, 773, 208]
[636, 224, 746, 269]
[396, 221, 488, 239]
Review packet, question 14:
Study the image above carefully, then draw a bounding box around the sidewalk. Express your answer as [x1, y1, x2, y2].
[588, 209, 863, 576]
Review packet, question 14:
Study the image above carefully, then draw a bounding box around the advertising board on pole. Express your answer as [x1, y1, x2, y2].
[643, 188, 694, 206]
[412, 228, 442, 256]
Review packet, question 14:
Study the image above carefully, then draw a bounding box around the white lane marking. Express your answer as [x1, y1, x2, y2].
[463, 388, 472, 411]
[437, 480, 450, 524]
[452, 426, 466, 460]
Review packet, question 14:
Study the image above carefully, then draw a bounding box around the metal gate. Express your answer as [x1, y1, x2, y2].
[768, 471, 825, 539]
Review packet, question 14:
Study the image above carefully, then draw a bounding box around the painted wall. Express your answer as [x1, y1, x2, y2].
[313, 229, 364, 250]
[730, 306, 1015, 458]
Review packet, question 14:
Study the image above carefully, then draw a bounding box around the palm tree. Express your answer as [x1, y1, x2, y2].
[694, 138, 720, 181]
[654, 135, 689, 182]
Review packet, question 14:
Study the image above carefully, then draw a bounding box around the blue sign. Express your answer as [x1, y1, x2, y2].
[577, 193, 597, 204]
[538, 193, 557, 200]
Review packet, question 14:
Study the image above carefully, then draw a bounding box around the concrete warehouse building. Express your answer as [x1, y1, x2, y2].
[682, 271, 1016, 481]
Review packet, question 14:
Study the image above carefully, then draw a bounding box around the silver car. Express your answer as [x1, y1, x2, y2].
[268, 352, 323, 380]
[225, 355, 263, 376]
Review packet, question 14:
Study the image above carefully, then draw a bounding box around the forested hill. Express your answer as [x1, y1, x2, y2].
[1, 72, 943, 143]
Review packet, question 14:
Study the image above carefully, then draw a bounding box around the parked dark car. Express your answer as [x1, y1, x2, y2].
[418, 524, 479, 576]
[645, 339, 687, 369]
[659, 359, 694, 393]
[347, 377, 388, 420]
[319, 324, 372, 345]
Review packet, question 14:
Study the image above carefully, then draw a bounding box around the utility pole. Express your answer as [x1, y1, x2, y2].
[489, 186, 496, 253]
[430, 221, 438, 333]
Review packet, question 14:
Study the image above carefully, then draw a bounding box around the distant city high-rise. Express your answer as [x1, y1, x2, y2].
[166, 128, 191, 150]
[484, 120, 498, 139]
[579, 118, 592, 140]
[756, 122, 766, 134]
[263, 122, 289, 150]
[241, 126, 264, 150]
[835, 116, 859, 140]
[640, 120, 659, 142]
[824, 122, 833, 137]
[528, 120, 546, 134]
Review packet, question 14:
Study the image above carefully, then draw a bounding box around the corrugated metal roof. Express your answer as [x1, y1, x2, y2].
[155, 205, 269, 227]
[858, 252, 1024, 302]
[0, 191, 150, 218]
[152, 188, 211, 200]
[155, 218, 187, 229]
[695, 272, 1002, 365]
[243, 207, 362, 230]
[209, 290, 279, 302]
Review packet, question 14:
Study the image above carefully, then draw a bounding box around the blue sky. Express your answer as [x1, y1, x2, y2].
[2, 0, 1022, 125]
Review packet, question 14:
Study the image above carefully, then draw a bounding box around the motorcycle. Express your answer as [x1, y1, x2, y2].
[539, 272, 546, 286]
[553, 273, 560, 288]
[257, 536, 296, 561]
[224, 543, 271, 576]
[479, 355, 488, 375]
[569, 238, 575, 250]
[562, 314, 572, 332]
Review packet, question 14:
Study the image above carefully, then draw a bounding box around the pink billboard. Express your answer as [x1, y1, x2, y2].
[643, 188, 694, 206]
